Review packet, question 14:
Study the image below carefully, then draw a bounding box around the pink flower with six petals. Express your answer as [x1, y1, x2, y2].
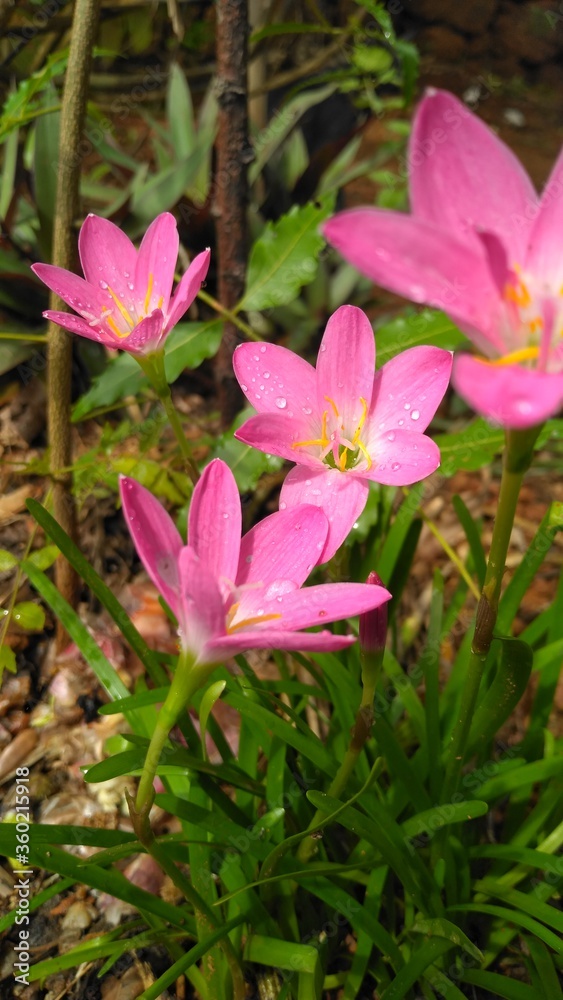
[32, 213, 210, 356]
[233, 305, 451, 562]
[323, 88, 563, 429]
[120, 458, 390, 667]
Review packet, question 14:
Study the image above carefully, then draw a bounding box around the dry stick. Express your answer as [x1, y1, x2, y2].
[47, 0, 100, 637]
[214, 0, 251, 428]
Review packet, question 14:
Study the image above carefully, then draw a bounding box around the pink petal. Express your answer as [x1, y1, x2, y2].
[177, 547, 226, 657]
[125, 310, 166, 354]
[188, 460, 242, 586]
[119, 476, 183, 617]
[369, 346, 452, 433]
[409, 89, 537, 260]
[31, 264, 116, 327]
[316, 305, 375, 430]
[258, 581, 391, 632]
[237, 505, 328, 589]
[526, 143, 563, 289]
[234, 413, 321, 466]
[233, 342, 317, 416]
[78, 215, 138, 308]
[42, 310, 118, 346]
[165, 249, 211, 332]
[135, 213, 179, 315]
[203, 629, 357, 662]
[364, 428, 441, 486]
[453, 354, 563, 429]
[279, 467, 369, 564]
[323, 209, 502, 346]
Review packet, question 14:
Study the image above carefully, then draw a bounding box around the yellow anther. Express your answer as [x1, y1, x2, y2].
[144, 272, 154, 315]
[157, 295, 164, 309]
[292, 410, 329, 451]
[528, 316, 544, 334]
[227, 612, 282, 633]
[107, 287, 135, 329]
[107, 315, 127, 339]
[324, 395, 340, 418]
[338, 448, 348, 471]
[478, 346, 540, 367]
[504, 280, 531, 309]
[225, 601, 240, 630]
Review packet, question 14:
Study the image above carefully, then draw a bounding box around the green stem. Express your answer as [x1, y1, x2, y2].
[158, 387, 200, 486]
[198, 288, 260, 342]
[440, 424, 541, 806]
[297, 649, 383, 863]
[135, 650, 204, 815]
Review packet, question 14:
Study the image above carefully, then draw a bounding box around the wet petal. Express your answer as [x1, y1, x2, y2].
[78, 214, 138, 310]
[526, 143, 563, 289]
[279, 466, 369, 563]
[32, 264, 119, 328]
[233, 342, 317, 416]
[165, 249, 211, 331]
[234, 412, 321, 466]
[316, 305, 375, 431]
[237, 504, 328, 590]
[203, 629, 357, 663]
[258, 581, 391, 632]
[453, 354, 563, 428]
[369, 346, 452, 433]
[188, 460, 242, 584]
[364, 428, 441, 486]
[135, 213, 179, 315]
[119, 476, 183, 617]
[177, 547, 226, 657]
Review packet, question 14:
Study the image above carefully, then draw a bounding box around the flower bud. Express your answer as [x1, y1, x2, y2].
[359, 571, 388, 655]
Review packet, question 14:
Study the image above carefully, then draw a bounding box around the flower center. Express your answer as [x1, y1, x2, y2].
[93, 272, 164, 339]
[291, 396, 372, 471]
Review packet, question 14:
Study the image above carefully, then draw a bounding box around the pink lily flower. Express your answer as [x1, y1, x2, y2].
[31, 213, 210, 356]
[119, 458, 391, 667]
[323, 88, 563, 429]
[233, 305, 451, 562]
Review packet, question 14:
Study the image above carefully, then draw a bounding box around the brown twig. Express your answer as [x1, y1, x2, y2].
[47, 0, 100, 640]
[214, 0, 251, 428]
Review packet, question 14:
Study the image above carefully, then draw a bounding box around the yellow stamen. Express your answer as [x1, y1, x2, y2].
[227, 612, 282, 633]
[144, 272, 154, 315]
[157, 295, 164, 309]
[352, 397, 369, 445]
[338, 448, 348, 471]
[504, 279, 531, 309]
[356, 439, 373, 470]
[107, 315, 127, 339]
[107, 286, 135, 329]
[324, 395, 339, 418]
[477, 346, 540, 367]
[292, 410, 329, 450]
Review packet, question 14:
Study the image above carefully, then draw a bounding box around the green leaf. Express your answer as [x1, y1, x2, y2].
[526, 935, 563, 999]
[460, 970, 540, 1000]
[249, 83, 338, 182]
[411, 916, 483, 962]
[0, 549, 18, 571]
[72, 320, 223, 421]
[435, 418, 505, 476]
[211, 407, 283, 492]
[379, 938, 454, 999]
[374, 309, 465, 367]
[452, 494, 486, 587]
[12, 601, 45, 631]
[240, 196, 335, 311]
[130, 146, 210, 222]
[402, 800, 488, 843]
[467, 637, 533, 755]
[26, 544, 59, 570]
[497, 501, 563, 635]
[0, 645, 17, 683]
[199, 680, 226, 761]
[166, 62, 196, 160]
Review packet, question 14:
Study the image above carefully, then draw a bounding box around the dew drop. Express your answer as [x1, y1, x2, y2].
[305, 479, 312, 486]
[280, 500, 287, 510]
[275, 397, 287, 409]
[398, 418, 404, 426]
[223, 512, 229, 519]
[246, 554, 253, 563]
[303, 406, 312, 415]
[318, 610, 327, 617]
[411, 409, 420, 421]
[263, 371, 270, 378]
[241, 384, 248, 391]
[100, 280, 108, 289]
[392, 462, 401, 471]
[260, 345, 266, 353]
[404, 402, 411, 410]
[127, 282, 134, 291]
[255, 393, 261, 400]
[320, 344, 326, 352]
[387, 431, 396, 442]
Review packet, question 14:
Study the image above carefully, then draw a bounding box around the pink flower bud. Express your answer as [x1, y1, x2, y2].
[359, 571, 388, 655]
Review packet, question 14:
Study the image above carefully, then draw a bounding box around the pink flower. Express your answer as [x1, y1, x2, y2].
[119, 459, 390, 666]
[32, 213, 210, 356]
[323, 88, 563, 430]
[233, 305, 451, 561]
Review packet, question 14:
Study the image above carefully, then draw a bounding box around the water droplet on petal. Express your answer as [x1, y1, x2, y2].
[223, 512, 229, 519]
[392, 462, 401, 471]
[275, 397, 287, 409]
[128, 282, 134, 291]
[100, 280, 108, 289]
[263, 371, 270, 378]
[241, 384, 248, 391]
[253, 354, 259, 361]
[305, 479, 311, 486]
[318, 610, 327, 617]
[280, 501, 287, 510]
[260, 345, 266, 353]
[246, 554, 253, 563]
[411, 409, 420, 420]
[320, 344, 326, 352]
[387, 431, 395, 442]
[303, 406, 312, 415]
[255, 393, 261, 400]
[404, 402, 410, 410]
[398, 418, 404, 426]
